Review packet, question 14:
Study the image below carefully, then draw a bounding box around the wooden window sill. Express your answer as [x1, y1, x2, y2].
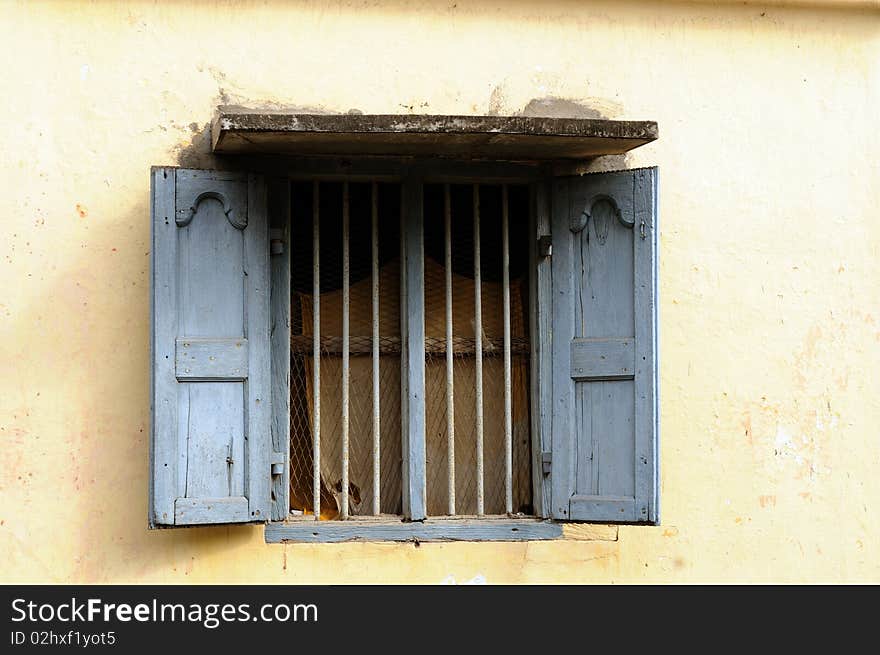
[264, 517, 618, 544]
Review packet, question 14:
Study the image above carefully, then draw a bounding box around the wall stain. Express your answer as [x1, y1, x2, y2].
[173, 123, 219, 170]
[758, 495, 777, 508]
[741, 412, 753, 446]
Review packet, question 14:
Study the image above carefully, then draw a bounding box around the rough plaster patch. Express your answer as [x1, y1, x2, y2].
[487, 75, 623, 119]
[199, 63, 335, 115]
[561, 524, 619, 541]
[168, 67, 351, 167]
[772, 423, 825, 481]
[487, 86, 506, 116]
[520, 96, 605, 119]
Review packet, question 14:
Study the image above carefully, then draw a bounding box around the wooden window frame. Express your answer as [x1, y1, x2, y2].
[264, 157, 558, 543]
[150, 113, 658, 539]
[148, 157, 656, 541]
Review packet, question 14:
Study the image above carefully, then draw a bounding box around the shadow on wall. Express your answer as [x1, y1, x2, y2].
[175, 123, 222, 171]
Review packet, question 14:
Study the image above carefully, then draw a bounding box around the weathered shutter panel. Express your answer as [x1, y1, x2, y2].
[150, 167, 271, 527]
[549, 167, 658, 523]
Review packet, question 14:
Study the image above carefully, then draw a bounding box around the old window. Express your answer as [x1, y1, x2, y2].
[149, 113, 659, 541]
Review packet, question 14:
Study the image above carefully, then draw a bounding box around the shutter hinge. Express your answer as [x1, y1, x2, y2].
[270, 229, 284, 255]
[538, 235, 552, 258]
[542, 451, 552, 475]
[270, 452, 285, 476]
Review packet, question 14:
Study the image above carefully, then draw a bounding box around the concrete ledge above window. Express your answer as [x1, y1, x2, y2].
[211, 109, 658, 160]
[264, 518, 619, 544]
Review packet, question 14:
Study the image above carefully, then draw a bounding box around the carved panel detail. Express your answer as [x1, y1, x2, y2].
[570, 193, 633, 234]
[176, 189, 247, 230]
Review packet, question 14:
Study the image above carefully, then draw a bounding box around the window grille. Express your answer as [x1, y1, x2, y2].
[288, 180, 532, 520]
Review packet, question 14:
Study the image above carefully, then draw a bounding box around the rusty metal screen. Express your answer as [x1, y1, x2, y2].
[423, 183, 532, 516]
[289, 181, 403, 519]
[288, 179, 532, 520]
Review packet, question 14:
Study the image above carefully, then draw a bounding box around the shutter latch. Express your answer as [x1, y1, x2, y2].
[542, 451, 552, 476]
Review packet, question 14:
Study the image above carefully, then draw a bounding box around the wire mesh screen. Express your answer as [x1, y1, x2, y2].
[289, 181, 403, 519]
[423, 184, 533, 516]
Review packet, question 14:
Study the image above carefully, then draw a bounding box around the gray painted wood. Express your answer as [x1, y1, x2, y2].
[150, 167, 271, 527]
[264, 519, 563, 543]
[175, 497, 250, 525]
[634, 167, 659, 524]
[184, 382, 244, 498]
[150, 167, 177, 527]
[550, 176, 576, 519]
[269, 178, 291, 521]
[175, 338, 248, 380]
[531, 180, 552, 518]
[570, 338, 635, 380]
[550, 168, 659, 524]
[569, 496, 637, 522]
[246, 174, 272, 521]
[585, 380, 635, 498]
[400, 177, 427, 520]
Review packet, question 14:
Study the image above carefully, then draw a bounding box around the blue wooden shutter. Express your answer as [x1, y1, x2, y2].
[150, 168, 271, 526]
[550, 167, 658, 523]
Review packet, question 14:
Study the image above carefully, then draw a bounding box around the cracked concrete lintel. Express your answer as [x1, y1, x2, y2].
[211, 109, 658, 161]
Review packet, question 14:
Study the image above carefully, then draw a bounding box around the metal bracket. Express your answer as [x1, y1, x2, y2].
[537, 234, 552, 258]
[270, 229, 284, 255]
[542, 451, 552, 476]
[270, 452, 285, 476]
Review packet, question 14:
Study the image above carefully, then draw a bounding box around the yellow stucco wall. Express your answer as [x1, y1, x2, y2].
[1, 0, 878, 583]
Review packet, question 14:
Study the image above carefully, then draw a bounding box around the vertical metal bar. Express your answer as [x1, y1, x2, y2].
[444, 184, 456, 516]
[473, 184, 485, 516]
[371, 181, 381, 516]
[502, 184, 513, 515]
[341, 181, 350, 520]
[312, 181, 321, 521]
